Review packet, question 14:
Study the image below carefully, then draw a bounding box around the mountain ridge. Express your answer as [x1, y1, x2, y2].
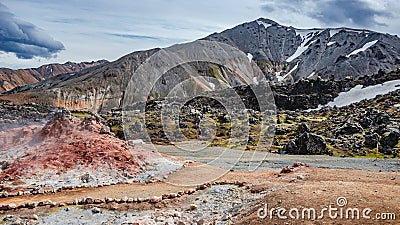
[1, 18, 400, 112]
[0, 60, 109, 93]
[204, 18, 400, 81]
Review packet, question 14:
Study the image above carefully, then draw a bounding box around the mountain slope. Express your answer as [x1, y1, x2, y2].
[0, 49, 160, 111]
[1, 18, 400, 112]
[204, 18, 400, 81]
[0, 44, 260, 112]
[0, 60, 108, 92]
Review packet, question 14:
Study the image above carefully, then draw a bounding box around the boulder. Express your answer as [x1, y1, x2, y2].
[272, 138, 280, 146]
[296, 133, 327, 154]
[169, 193, 178, 199]
[0, 191, 8, 198]
[2, 215, 14, 221]
[93, 198, 104, 204]
[364, 133, 380, 147]
[280, 167, 293, 173]
[283, 132, 327, 155]
[379, 145, 393, 155]
[0, 204, 8, 210]
[359, 117, 372, 128]
[297, 122, 310, 134]
[121, 196, 128, 202]
[7, 204, 16, 210]
[275, 127, 289, 135]
[189, 204, 198, 210]
[380, 128, 400, 148]
[374, 112, 391, 125]
[0, 161, 8, 171]
[338, 121, 363, 135]
[84, 197, 94, 204]
[282, 140, 297, 154]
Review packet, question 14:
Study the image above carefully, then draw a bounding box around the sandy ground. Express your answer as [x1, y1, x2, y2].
[235, 168, 400, 224]
[1, 162, 399, 224]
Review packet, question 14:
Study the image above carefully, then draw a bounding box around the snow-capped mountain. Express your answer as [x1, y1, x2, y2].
[204, 18, 400, 81]
[2, 18, 400, 112]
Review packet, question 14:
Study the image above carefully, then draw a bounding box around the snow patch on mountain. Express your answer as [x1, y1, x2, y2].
[256, 20, 272, 29]
[286, 33, 317, 62]
[327, 79, 400, 107]
[208, 82, 215, 91]
[252, 76, 259, 85]
[307, 72, 316, 78]
[295, 29, 322, 40]
[311, 80, 400, 110]
[247, 53, 253, 62]
[346, 40, 378, 57]
[277, 62, 299, 81]
[287, 62, 299, 75]
[329, 29, 340, 38]
[327, 41, 336, 46]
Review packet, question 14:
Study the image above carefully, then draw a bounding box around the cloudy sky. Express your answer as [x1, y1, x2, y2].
[1, 0, 399, 69]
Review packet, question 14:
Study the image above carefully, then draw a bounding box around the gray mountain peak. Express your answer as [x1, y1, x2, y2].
[204, 18, 400, 82]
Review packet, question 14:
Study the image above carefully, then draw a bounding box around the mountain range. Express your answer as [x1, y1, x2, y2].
[204, 18, 400, 81]
[0, 60, 108, 92]
[1, 18, 400, 112]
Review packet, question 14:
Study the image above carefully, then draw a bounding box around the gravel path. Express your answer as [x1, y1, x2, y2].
[150, 144, 400, 172]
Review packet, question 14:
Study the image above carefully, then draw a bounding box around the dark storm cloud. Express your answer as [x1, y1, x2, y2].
[262, 0, 392, 27]
[313, 0, 389, 26]
[0, 3, 64, 59]
[261, 0, 306, 15]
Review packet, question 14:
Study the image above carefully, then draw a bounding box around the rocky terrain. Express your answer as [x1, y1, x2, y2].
[0, 60, 108, 93]
[0, 101, 191, 192]
[107, 86, 398, 158]
[279, 89, 400, 158]
[0, 49, 161, 112]
[204, 18, 400, 81]
[1, 18, 400, 113]
[0, 106, 186, 193]
[272, 69, 400, 110]
[0, 17, 399, 224]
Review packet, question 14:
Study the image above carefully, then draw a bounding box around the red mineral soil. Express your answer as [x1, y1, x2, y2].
[0, 111, 145, 181]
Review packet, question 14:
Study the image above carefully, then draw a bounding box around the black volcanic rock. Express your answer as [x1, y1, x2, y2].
[364, 133, 379, 147]
[380, 128, 400, 148]
[283, 132, 327, 155]
[297, 122, 310, 134]
[338, 121, 363, 135]
[282, 123, 328, 155]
